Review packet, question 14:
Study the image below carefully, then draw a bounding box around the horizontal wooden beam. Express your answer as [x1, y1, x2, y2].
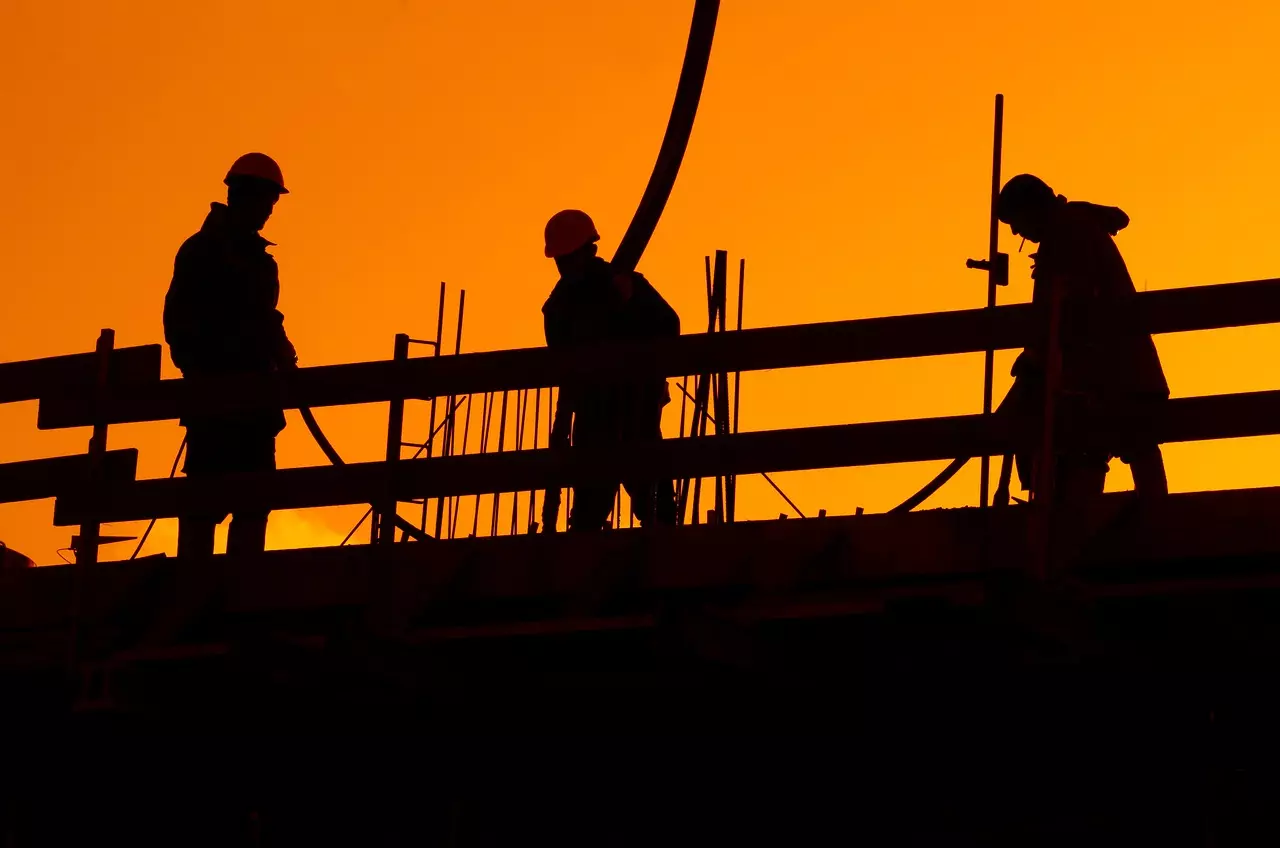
[37, 277, 1280, 429]
[0, 345, 161, 406]
[0, 450, 138, 504]
[52, 389, 1280, 526]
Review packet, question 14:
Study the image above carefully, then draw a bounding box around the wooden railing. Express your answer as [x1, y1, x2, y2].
[5, 277, 1280, 550]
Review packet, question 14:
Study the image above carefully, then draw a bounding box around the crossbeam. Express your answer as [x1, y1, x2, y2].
[52, 389, 1280, 526]
[0, 345, 161, 406]
[0, 450, 138, 504]
[36, 278, 1280, 429]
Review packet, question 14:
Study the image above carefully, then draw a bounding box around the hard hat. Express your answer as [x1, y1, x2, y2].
[544, 209, 599, 258]
[225, 152, 289, 194]
[997, 174, 1054, 224]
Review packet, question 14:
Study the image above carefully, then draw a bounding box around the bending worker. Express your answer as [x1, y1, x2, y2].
[996, 174, 1169, 503]
[539, 210, 680, 531]
[163, 153, 298, 557]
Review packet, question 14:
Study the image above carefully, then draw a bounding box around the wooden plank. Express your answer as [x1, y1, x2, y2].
[51, 388, 1280, 526]
[0, 450, 138, 504]
[0, 345, 161, 405]
[37, 278, 1280, 430]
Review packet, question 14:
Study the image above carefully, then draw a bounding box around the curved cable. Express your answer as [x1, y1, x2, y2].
[611, 0, 720, 275]
[889, 456, 970, 514]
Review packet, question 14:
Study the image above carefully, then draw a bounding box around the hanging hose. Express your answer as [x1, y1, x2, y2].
[299, 406, 431, 542]
[888, 456, 970, 514]
[130, 435, 187, 559]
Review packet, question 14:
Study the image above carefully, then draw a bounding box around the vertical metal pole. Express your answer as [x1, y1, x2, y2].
[377, 333, 410, 544]
[675, 376, 690, 522]
[491, 390, 508, 536]
[510, 389, 528, 535]
[528, 387, 541, 532]
[453, 393, 474, 540]
[729, 258, 745, 523]
[448, 291, 467, 538]
[712, 250, 729, 524]
[421, 282, 446, 534]
[471, 392, 492, 537]
[980, 94, 1005, 509]
[76, 328, 115, 566]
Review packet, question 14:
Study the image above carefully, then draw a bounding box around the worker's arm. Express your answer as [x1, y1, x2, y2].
[628, 273, 680, 337]
[260, 255, 298, 370]
[541, 302, 573, 532]
[163, 242, 213, 375]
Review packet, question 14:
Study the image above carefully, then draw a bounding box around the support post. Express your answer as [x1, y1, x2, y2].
[377, 333, 410, 544]
[76, 328, 115, 566]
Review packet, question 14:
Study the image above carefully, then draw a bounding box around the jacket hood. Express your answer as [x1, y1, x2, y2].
[1067, 201, 1129, 236]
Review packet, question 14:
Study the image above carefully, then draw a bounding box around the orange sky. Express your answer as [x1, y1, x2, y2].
[3, 0, 1280, 563]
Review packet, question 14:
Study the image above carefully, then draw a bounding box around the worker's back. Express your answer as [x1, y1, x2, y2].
[1030, 201, 1168, 401]
[542, 255, 679, 437]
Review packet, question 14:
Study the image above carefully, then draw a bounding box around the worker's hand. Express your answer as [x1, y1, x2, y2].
[612, 272, 634, 303]
[278, 338, 299, 370]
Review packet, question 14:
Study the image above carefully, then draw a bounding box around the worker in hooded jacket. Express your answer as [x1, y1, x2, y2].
[539, 210, 681, 531]
[163, 153, 298, 557]
[996, 174, 1169, 503]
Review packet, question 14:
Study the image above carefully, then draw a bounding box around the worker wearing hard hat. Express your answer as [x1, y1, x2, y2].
[996, 174, 1169, 502]
[539, 210, 680, 531]
[163, 153, 298, 558]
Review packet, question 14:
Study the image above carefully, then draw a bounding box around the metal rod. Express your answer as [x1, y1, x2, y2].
[510, 389, 528, 535]
[471, 392, 492, 538]
[713, 250, 728, 524]
[761, 471, 805, 518]
[980, 93, 1005, 509]
[528, 387, 541, 531]
[491, 390, 508, 536]
[730, 257, 745, 522]
[452, 391, 474, 540]
[424, 282, 446, 534]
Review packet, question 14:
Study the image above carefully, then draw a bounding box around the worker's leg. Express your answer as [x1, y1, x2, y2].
[1126, 445, 1168, 497]
[624, 478, 676, 526]
[621, 398, 676, 526]
[569, 485, 616, 531]
[176, 516, 217, 559]
[227, 512, 269, 555]
[222, 428, 277, 554]
[1056, 454, 1108, 506]
[176, 428, 219, 559]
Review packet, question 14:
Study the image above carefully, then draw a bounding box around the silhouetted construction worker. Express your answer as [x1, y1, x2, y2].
[163, 153, 298, 558]
[996, 174, 1169, 503]
[539, 210, 680, 531]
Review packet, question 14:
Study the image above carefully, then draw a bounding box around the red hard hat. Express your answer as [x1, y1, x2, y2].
[544, 209, 599, 258]
[225, 152, 288, 194]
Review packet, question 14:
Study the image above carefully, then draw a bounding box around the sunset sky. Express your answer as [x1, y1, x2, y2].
[3, 0, 1280, 563]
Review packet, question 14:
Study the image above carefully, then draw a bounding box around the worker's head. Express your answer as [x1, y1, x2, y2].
[224, 153, 287, 233]
[997, 174, 1061, 244]
[544, 209, 600, 276]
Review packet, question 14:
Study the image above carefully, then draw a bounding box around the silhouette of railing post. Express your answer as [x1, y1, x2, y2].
[376, 333, 410, 544]
[75, 328, 115, 566]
